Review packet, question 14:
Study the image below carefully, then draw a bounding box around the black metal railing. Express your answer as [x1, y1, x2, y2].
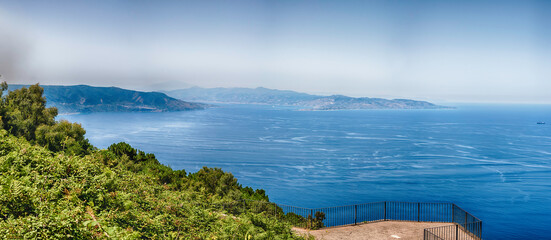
[215, 200, 482, 239]
[424, 223, 482, 240]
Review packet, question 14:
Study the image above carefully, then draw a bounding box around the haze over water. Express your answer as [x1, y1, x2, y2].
[62, 104, 551, 240]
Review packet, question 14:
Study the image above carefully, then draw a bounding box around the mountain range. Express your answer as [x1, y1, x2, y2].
[164, 87, 449, 110]
[7, 84, 207, 113]
[4, 84, 448, 112]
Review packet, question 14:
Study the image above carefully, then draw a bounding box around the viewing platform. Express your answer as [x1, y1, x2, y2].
[295, 221, 456, 240]
[218, 200, 483, 240]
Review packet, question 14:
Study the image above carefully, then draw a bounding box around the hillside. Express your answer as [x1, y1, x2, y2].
[8, 84, 207, 113]
[0, 83, 305, 238]
[164, 87, 449, 110]
[0, 133, 304, 239]
[164, 87, 319, 105]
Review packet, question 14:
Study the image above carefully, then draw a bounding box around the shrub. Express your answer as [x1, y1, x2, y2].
[35, 120, 92, 156]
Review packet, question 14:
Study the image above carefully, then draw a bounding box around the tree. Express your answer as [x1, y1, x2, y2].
[35, 120, 92, 156]
[189, 167, 240, 197]
[107, 142, 137, 160]
[0, 82, 91, 156]
[0, 83, 57, 141]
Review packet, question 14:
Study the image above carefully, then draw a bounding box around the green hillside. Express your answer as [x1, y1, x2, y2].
[0, 83, 306, 239]
[8, 84, 207, 113]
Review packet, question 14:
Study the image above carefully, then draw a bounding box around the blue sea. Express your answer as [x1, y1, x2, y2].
[61, 104, 551, 239]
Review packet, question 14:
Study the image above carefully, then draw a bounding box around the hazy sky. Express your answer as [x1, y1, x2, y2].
[0, 0, 550, 103]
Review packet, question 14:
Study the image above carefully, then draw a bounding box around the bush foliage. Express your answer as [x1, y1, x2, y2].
[1, 83, 90, 156]
[0, 82, 307, 239]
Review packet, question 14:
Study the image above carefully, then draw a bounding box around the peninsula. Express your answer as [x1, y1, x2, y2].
[8, 84, 207, 113]
[164, 87, 449, 110]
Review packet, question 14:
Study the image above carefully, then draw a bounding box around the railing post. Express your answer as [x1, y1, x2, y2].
[310, 209, 313, 229]
[417, 202, 420, 222]
[354, 205, 357, 225]
[465, 212, 468, 227]
[456, 224, 458, 240]
[480, 221, 483, 239]
[384, 201, 387, 221]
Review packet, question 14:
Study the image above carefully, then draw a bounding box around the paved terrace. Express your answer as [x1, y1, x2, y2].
[294, 221, 476, 240]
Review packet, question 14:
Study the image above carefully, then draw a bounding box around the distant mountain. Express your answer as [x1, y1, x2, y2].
[164, 87, 449, 110]
[164, 87, 318, 105]
[8, 85, 207, 113]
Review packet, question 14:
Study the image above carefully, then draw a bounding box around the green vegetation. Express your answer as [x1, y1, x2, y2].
[310, 212, 325, 230]
[1, 83, 91, 156]
[0, 83, 309, 239]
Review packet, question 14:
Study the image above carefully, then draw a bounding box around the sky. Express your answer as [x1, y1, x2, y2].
[0, 0, 550, 103]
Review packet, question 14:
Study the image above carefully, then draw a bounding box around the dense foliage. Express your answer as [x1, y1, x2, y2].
[0, 82, 307, 239]
[1, 83, 91, 156]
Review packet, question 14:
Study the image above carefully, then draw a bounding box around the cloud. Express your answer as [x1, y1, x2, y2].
[0, 10, 30, 82]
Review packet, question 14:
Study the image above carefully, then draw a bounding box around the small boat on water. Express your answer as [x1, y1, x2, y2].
[537, 122, 546, 124]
